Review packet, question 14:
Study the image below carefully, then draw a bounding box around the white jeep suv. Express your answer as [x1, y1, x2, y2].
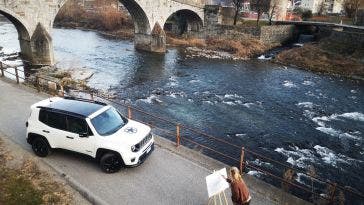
[26, 97, 154, 173]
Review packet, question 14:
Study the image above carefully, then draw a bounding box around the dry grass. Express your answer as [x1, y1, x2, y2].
[167, 35, 268, 59]
[205, 37, 267, 58]
[276, 44, 364, 78]
[0, 138, 73, 205]
[55, 1, 133, 32]
[167, 36, 206, 47]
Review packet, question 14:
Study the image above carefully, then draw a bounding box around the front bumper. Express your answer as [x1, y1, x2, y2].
[125, 142, 154, 167]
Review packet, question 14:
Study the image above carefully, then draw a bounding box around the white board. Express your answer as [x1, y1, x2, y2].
[206, 168, 230, 198]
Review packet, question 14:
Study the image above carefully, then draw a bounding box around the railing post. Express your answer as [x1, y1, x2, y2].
[59, 85, 64, 97]
[15, 67, 19, 84]
[330, 183, 337, 204]
[240, 147, 245, 174]
[128, 106, 132, 119]
[0, 62, 4, 77]
[35, 76, 40, 92]
[176, 124, 181, 147]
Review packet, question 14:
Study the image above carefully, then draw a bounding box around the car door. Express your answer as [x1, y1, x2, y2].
[40, 110, 69, 149]
[65, 115, 95, 156]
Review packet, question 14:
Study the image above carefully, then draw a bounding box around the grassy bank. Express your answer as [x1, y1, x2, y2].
[167, 36, 268, 59]
[0, 138, 73, 205]
[276, 44, 364, 79]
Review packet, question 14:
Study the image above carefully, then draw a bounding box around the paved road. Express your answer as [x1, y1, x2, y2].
[0, 79, 277, 205]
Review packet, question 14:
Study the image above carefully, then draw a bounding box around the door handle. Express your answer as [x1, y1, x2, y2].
[66, 136, 74, 139]
[42, 130, 50, 133]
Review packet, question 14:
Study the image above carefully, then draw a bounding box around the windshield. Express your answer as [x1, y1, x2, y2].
[91, 107, 127, 136]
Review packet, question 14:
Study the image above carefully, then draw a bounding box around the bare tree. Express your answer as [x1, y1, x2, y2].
[342, 0, 361, 24]
[232, 0, 244, 25]
[268, 0, 278, 25]
[251, 0, 270, 27]
[317, 1, 328, 16]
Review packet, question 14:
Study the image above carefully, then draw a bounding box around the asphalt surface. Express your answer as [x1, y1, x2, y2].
[0, 79, 277, 205]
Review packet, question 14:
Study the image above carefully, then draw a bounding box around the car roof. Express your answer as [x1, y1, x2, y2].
[38, 97, 107, 118]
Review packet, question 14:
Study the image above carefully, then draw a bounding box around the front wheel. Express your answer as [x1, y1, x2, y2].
[32, 137, 51, 157]
[100, 153, 123, 173]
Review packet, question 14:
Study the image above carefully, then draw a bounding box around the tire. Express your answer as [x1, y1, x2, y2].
[100, 153, 123, 173]
[32, 137, 51, 157]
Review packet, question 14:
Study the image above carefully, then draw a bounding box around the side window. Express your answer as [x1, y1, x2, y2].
[39, 109, 47, 124]
[47, 111, 67, 130]
[67, 116, 87, 134]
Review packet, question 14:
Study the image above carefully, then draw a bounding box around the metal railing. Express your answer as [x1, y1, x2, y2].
[1, 61, 363, 204]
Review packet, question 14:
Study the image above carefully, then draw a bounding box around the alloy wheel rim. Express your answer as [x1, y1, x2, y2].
[34, 141, 46, 155]
[104, 156, 120, 172]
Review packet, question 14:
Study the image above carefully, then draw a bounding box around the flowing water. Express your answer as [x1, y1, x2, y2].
[1, 17, 363, 202]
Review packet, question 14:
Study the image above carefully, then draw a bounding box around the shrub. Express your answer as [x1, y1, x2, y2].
[167, 36, 206, 47]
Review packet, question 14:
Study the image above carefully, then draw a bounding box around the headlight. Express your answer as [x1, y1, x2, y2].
[131, 145, 136, 152]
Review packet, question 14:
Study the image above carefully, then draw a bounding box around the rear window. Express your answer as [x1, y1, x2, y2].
[39, 109, 66, 131]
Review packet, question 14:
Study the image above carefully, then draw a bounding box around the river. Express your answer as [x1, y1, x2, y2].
[1, 17, 363, 202]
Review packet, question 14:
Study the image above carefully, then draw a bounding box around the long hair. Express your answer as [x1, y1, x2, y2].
[229, 166, 242, 183]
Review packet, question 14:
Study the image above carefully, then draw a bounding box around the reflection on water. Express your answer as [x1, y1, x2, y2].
[1, 17, 364, 200]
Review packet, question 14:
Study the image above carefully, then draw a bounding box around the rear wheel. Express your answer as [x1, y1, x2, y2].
[32, 137, 51, 157]
[100, 153, 123, 173]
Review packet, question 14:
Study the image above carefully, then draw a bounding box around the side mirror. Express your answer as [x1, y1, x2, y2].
[79, 132, 89, 138]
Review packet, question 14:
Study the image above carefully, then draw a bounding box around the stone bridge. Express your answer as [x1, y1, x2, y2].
[0, 0, 205, 65]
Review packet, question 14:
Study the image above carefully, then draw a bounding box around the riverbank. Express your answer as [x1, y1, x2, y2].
[53, 23, 271, 60]
[276, 43, 364, 80]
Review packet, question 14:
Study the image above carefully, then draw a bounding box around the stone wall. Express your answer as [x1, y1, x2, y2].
[322, 30, 364, 55]
[357, 10, 364, 26]
[192, 24, 295, 45]
[220, 7, 235, 25]
[203, 5, 295, 45]
[260, 25, 295, 44]
[205, 25, 260, 39]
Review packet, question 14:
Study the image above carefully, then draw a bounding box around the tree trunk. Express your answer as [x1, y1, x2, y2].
[257, 12, 261, 27]
[234, 8, 239, 25]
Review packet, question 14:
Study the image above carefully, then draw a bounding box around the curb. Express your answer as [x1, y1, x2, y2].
[41, 159, 109, 205]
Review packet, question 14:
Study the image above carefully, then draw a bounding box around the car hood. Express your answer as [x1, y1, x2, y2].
[105, 120, 151, 146]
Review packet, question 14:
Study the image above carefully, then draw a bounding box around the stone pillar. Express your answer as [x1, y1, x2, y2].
[204, 5, 222, 29]
[18, 37, 33, 63]
[134, 22, 166, 53]
[150, 22, 166, 53]
[30, 23, 54, 65]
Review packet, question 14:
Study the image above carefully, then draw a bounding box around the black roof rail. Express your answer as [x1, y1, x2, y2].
[63, 96, 107, 106]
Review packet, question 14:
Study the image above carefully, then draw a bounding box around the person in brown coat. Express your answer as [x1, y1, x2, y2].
[224, 167, 251, 205]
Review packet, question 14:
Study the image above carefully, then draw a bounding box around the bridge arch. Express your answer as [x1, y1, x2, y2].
[57, 0, 151, 34]
[163, 9, 203, 35]
[0, 7, 32, 62]
[119, 0, 151, 34]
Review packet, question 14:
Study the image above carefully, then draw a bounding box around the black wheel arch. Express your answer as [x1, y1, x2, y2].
[96, 148, 124, 164]
[27, 133, 51, 148]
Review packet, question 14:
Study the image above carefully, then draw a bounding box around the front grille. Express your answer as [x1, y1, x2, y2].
[134, 133, 152, 152]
